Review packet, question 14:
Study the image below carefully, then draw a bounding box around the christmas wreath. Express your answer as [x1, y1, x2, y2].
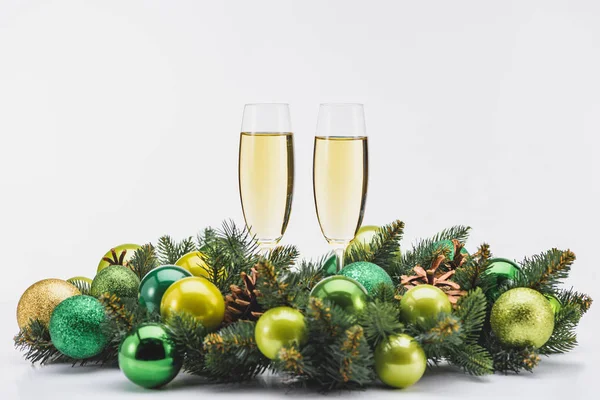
[14, 220, 592, 390]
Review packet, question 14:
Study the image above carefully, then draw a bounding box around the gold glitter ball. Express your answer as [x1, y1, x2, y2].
[17, 279, 81, 328]
[490, 287, 554, 348]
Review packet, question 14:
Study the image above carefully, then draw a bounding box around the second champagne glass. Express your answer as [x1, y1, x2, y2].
[313, 103, 369, 272]
[238, 103, 294, 254]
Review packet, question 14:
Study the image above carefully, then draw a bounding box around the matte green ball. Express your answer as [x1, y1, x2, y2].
[139, 265, 192, 313]
[375, 334, 427, 388]
[400, 284, 452, 325]
[310, 276, 368, 314]
[118, 323, 182, 389]
[490, 288, 554, 348]
[255, 307, 307, 360]
[49, 295, 108, 358]
[339, 261, 394, 295]
[91, 264, 140, 298]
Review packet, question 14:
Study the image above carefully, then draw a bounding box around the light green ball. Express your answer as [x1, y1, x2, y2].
[339, 261, 394, 295]
[91, 264, 140, 298]
[375, 334, 427, 388]
[490, 288, 554, 348]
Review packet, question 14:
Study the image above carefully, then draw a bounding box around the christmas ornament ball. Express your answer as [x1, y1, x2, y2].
[375, 334, 427, 389]
[49, 295, 108, 358]
[339, 261, 394, 295]
[255, 307, 307, 360]
[175, 251, 210, 278]
[118, 323, 182, 389]
[400, 284, 452, 325]
[91, 264, 140, 299]
[490, 288, 554, 348]
[17, 279, 81, 328]
[322, 254, 338, 276]
[160, 277, 225, 330]
[139, 265, 192, 313]
[485, 258, 520, 287]
[545, 294, 562, 314]
[97, 243, 142, 272]
[310, 275, 368, 315]
[350, 225, 380, 250]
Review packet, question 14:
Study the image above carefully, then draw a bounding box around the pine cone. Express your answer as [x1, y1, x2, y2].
[448, 239, 468, 270]
[224, 267, 263, 324]
[401, 254, 467, 304]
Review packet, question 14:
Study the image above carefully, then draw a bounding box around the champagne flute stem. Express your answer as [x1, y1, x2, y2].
[333, 245, 346, 272]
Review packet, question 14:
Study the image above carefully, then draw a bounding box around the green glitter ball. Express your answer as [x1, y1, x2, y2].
[490, 288, 554, 348]
[339, 261, 394, 295]
[49, 295, 108, 358]
[91, 264, 140, 298]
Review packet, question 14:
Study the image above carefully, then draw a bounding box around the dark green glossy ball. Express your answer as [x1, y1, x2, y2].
[91, 264, 140, 299]
[310, 275, 368, 314]
[322, 255, 338, 276]
[339, 261, 394, 295]
[49, 295, 108, 359]
[485, 258, 520, 295]
[139, 265, 192, 313]
[118, 323, 182, 389]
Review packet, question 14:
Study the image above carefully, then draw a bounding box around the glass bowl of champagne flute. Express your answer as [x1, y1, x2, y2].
[238, 103, 295, 254]
[313, 103, 368, 272]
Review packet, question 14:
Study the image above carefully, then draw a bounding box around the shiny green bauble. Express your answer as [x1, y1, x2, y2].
[310, 275, 368, 315]
[490, 288, 554, 348]
[160, 277, 225, 331]
[485, 258, 520, 291]
[49, 295, 108, 358]
[255, 307, 307, 360]
[400, 284, 452, 324]
[139, 265, 192, 313]
[350, 225, 380, 251]
[434, 240, 468, 260]
[118, 323, 182, 389]
[545, 294, 562, 314]
[322, 254, 338, 276]
[91, 264, 140, 299]
[339, 261, 394, 295]
[97, 243, 142, 272]
[375, 334, 427, 389]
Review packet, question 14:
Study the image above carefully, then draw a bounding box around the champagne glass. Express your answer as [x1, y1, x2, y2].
[239, 103, 294, 254]
[313, 103, 368, 272]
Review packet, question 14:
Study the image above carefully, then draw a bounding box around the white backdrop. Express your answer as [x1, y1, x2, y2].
[1, 1, 599, 399]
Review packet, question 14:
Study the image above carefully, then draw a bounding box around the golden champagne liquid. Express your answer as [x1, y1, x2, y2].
[239, 132, 294, 245]
[313, 136, 368, 245]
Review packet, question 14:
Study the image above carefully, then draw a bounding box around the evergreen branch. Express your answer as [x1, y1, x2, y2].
[447, 344, 494, 376]
[268, 245, 300, 271]
[128, 243, 158, 280]
[203, 321, 269, 381]
[357, 301, 404, 348]
[539, 303, 581, 355]
[556, 288, 593, 314]
[335, 325, 373, 387]
[255, 261, 291, 309]
[454, 288, 487, 344]
[345, 220, 404, 274]
[167, 312, 208, 375]
[69, 279, 91, 296]
[453, 243, 495, 294]
[510, 249, 576, 293]
[157, 235, 196, 265]
[14, 320, 72, 365]
[98, 293, 135, 331]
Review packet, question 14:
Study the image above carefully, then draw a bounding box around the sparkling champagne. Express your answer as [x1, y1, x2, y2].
[313, 136, 368, 244]
[239, 132, 294, 246]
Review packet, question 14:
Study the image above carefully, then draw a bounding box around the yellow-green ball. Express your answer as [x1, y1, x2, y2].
[400, 284, 452, 325]
[160, 277, 225, 331]
[350, 225, 380, 251]
[490, 288, 554, 348]
[17, 279, 81, 328]
[175, 251, 227, 280]
[255, 307, 307, 360]
[91, 265, 140, 299]
[375, 334, 427, 388]
[97, 243, 142, 272]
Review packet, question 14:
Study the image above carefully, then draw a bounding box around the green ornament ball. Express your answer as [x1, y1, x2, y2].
[375, 334, 427, 389]
[485, 258, 520, 290]
[49, 295, 108, 359]
[434, 240, 468, 260]
[400, 284, 452, 325]
[350, 225, 380, 251]
[255, 307, 307, 360]
[545, 294, 562, 314]
[119, 323, 182, 389]
[310, 275, 368, 315]
[139, 265, 192, 313]
[339, 261, 394, 295]
[91, 264, 140, 299]
[490, 288, 555, 348]
[322, 254, 338, 276]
